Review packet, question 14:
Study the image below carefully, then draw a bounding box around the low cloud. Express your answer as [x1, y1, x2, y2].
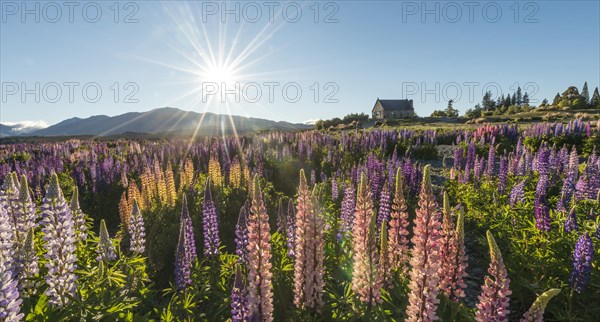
[1, 120, 49, 133]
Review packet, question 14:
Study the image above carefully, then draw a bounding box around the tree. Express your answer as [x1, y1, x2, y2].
[591, 87, 600, 109]
[496, 95, 504, 108]
[516, 87, 523, 106]
[522, 92, 529, 106]
[540, 98, 548, 106]
[511, 93, 517, 106]
[552, 93, 561, 106]
[482, 91, 495, 111]
[465, 104, 483, 118]
[503, 95, 511, 108]
[581, 81, 590, 105]
[445, 99, 459, 117]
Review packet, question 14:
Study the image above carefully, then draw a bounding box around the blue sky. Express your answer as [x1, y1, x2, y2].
[1, 1, 599, 125]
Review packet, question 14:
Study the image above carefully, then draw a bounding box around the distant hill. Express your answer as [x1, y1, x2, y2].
[21, 107, 311, 137]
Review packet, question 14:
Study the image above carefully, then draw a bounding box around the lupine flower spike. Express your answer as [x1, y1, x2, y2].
[174, 195, 196, 291]
[476, 230, 511, 322]
[128, 199, 146, 255]
[387, 167, 410, 277]
[40, 173, 78, 308]
[352, 172, 381, 305]
[202, 180, 220, 257]
[570, 234, 593, 293]
[246, 175, 274, 322]
[520, 288, 560, 322]
[1, 201, 23, 321]
[70, 186, 88, 242]
[407, 165, 442, 322]
[96, 219, 117, 262]
[293, 169, 325, 310]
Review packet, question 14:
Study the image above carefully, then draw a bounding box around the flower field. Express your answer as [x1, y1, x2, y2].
[1, 119, 599, 321]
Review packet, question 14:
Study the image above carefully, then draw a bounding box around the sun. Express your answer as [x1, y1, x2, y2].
[203, 64, 237, 85]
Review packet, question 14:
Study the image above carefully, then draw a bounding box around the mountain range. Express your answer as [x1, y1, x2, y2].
[1, 107, 312, 137]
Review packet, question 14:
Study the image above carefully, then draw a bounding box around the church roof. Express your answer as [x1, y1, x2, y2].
[374, 99, 414, 111]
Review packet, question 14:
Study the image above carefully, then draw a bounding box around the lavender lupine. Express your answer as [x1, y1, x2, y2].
[128, 199, 146, 255]
[387, 168, 410, 277]
[331, 175, 339, 201]
[558, 149, 579, 212]
[293, 170, 325, 310]
[96, 219, 116, 262]
[17, 229, 38, 293]
[1, 201, 23, 321]
[509, 180, 526, 207]
[486, 142, 496, 176]
[202, 180, 220, 257]
[476, 231, 511, 322]
[439, 194, 468, 301]
[569, 234, 594, 293]
[520, 289, 560, 322]
[175, 195, 195, 291]
[17, 175, 36, 235]
[235, 201, 250, 264]
[498, 156, 507, 193]
[406, 165, 442, 322]
[339, 183, 356, 236]
[564, 206, 578, 233]
[70, 186, 88, 241]
[352, 172, 381, 305]
[231, 265, 249, 322]
[40, 173, 78, 307]
[246, 176, 274, 322]
[377, 181, 391, 230]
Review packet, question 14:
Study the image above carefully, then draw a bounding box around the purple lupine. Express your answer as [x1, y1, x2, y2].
[570, 234, 594, 293]
[486, 141, 496, 176]
[498, 156, 507, 193]
[202, 180, 220, 257]
[564, 206, 578, 233]
[1, 200, 23, 321]
[96, 219, 117, 262]
[40, 173, 78, 307]
[175, 195, 196, 290]
[377, 181, 391, 230]
[70, 187, 88, 242]
[128, 199, 146, 255]
[331, 176, 339, 201]
[231, 265, 249, 322]
[339, 183, 356, 236]
[235, 201, 250, 264]
[558, 149, 579, 212]
[534, 156, 551, 232]
[509, 180, 526, 207]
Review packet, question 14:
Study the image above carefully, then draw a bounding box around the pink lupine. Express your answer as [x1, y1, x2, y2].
[520, 289, 560, 322]
[246, 175, 274, 322]
[406, 165, 442, 322]
[476, 230, 511, 322]
[293, 170, 325, 310]
[352, 172, 381, 305]
[387, 168, 410, 277]
[439, 203, 468, 301]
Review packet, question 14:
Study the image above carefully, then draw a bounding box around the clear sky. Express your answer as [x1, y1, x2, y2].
[1, 0, 599, 125]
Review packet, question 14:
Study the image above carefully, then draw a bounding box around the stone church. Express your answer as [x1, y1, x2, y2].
[371, 98, 415, 119]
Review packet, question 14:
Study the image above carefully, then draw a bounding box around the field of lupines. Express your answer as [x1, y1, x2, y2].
[0, 119, 599, 321]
